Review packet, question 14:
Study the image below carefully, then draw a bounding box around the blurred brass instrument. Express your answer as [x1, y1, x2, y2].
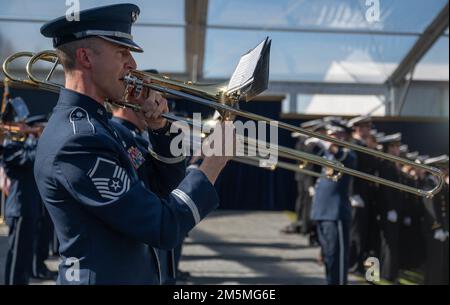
[0, 122, 43, 142]
[170, 113, 336, 179]
[2, 49, 446, 197]
[5, 50, 343, 181]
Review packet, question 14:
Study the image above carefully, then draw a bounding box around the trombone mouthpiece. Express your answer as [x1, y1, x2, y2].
[122, 74, 145, 101]
[123, 74, 144, 96]
[123, 74, 143, 86]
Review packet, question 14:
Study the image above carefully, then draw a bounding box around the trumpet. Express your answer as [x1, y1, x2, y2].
[4, 50, 446, 197]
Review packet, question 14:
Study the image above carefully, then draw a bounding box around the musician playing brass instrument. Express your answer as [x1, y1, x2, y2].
[34, 4, 232, 285]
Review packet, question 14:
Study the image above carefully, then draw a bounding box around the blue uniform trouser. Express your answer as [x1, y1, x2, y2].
[4, 216, 34, 285]
[317, 220, 350, 285]
[33, 204, 53, 276]
[174, 240, 184, 272]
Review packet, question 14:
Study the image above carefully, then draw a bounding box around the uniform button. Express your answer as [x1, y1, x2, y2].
[76, 112, 83, 118]
[97, 109, 104, 115]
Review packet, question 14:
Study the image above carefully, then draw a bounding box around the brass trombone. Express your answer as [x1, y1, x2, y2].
[169, 112, 337, 179]
[2, 51, 60, 93]
[5, 50, 446, 197]
[5, 50, 341, 181]
[122, 75, 445, 198]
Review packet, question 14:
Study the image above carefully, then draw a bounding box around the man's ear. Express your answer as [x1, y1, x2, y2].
[75, 48, 92, 69]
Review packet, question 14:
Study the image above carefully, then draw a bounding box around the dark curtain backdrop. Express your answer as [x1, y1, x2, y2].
[2, 87, 448, 211]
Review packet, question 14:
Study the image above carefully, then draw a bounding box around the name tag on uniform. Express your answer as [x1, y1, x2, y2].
[127, 146, 145, 169]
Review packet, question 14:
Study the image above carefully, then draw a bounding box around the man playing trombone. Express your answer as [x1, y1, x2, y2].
[34, 3, 231, 284]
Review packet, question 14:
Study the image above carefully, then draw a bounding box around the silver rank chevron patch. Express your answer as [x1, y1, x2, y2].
[88, 157, 131, 201]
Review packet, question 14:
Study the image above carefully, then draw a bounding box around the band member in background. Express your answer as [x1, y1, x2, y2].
[398, 150, 426, 273]
[284, 119, 326, 244]
[110, 103, 186, 284]
[422, 155, 449, 284]
[376, 133, 403, 283]
[1, 100, 43, 284]
[347, 115, 376, 275]
[310, 120, 357, 285]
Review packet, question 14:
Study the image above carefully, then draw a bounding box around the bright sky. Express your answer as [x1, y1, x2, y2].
[0, 0, 448, 83]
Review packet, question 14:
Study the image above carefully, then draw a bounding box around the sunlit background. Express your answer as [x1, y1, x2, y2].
[0, 0, 448, 116]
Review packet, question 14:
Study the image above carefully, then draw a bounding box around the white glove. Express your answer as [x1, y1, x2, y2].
[387, 210, 398, 223]
[319, 140, 332, 151]
[433, 229, 449, 242]
[304, 138, 321, 146]
[350, 195, 365, 208]
[308, 186, 316, 197]
[187, 164, 199, 170]
[304, 138, 331, 151]
[403, 217, 412, 226]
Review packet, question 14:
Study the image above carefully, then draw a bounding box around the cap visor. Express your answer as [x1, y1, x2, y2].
[99, 36, 143, 53]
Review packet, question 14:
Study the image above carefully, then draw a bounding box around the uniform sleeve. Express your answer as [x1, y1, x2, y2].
[147, 126, 186, 162]
[2, 140, 36, 177]
[145, 129, 187, 196]
[332, 148, 356, 167]
[54, 133, 219, 250]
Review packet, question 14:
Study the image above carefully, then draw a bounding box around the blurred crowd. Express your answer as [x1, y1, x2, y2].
[283, 115, 448, 285]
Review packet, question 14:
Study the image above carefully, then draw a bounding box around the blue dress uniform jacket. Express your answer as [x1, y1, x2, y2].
[2, 137, 40, 219]
[110, 117, 185, 284]
[311, 148, 357, 222]
[34, 89, 219, 284]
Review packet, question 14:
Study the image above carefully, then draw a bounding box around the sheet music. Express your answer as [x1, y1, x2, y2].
[226, 38, 267, 93]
